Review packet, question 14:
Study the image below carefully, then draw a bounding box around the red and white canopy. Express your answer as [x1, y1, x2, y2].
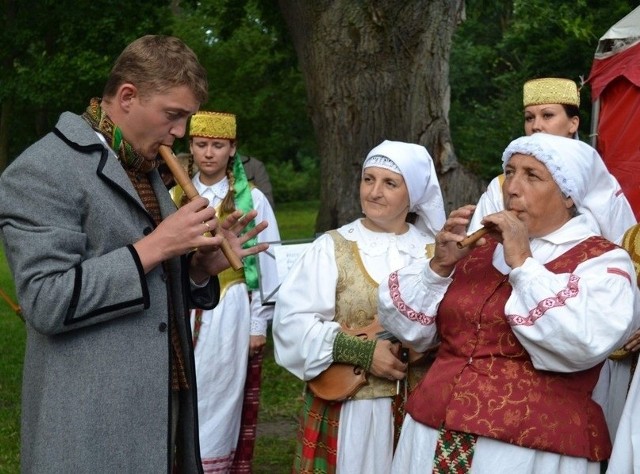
[587, 6, 640, 220]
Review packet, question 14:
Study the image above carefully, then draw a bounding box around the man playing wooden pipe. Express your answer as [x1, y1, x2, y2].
[0, 35, 268, 474]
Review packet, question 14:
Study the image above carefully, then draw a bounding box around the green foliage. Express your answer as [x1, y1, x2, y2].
[171, 0, 317, 172]
[274, 200, 320, 240]
[1, 0, 317, 190]
[1, 0, 171, 158]
[3, 0, 637, 198]
[449, 0, 639, 180]
[268, 157, 320, 204]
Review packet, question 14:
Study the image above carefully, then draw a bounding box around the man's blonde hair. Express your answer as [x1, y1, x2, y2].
[103, 35, 208, 104]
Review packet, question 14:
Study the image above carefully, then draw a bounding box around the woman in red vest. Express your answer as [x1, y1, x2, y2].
[378, 132, 640, 473]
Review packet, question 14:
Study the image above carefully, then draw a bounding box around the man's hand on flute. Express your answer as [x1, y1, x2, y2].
[190, 209, 269, 279]
[159, 145, 244, 270]
[133, 197, 220, 275]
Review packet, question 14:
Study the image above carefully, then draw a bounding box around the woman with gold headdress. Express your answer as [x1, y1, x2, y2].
[173, 111, 281, 472]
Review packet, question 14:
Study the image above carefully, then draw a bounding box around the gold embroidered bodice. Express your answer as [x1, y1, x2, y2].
[328, 230, 396, 400]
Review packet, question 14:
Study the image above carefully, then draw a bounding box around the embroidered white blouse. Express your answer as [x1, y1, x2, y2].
[273, 218, 431, 381]
[379, 214, 639, 371]
[377, 214, 640, 474]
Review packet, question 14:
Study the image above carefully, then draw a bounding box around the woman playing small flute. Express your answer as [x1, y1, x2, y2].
[467, 79, 637, 445]
[378, 133, 640, 474]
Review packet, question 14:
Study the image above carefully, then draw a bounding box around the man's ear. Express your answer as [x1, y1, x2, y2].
[118, 83, 138, 112]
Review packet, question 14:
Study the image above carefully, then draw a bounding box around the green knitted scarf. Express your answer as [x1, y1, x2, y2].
[82, 98, 160, 173]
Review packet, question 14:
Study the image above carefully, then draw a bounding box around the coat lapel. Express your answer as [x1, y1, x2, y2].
[55, 112, 162, 228]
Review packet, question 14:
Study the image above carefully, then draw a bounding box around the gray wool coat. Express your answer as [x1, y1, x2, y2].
[0, 112, 219, 473]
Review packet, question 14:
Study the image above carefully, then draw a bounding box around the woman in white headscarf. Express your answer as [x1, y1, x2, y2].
[273, 140, 446, 474]
[468, 78, 635, 244]
[378, 133, 640, 474]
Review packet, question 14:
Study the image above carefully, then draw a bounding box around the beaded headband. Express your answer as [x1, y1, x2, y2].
[189, 111, 236, 139]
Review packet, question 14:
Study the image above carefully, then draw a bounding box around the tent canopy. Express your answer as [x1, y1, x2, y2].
[596, 6, 640, 54]
[587, 6, 640, 220]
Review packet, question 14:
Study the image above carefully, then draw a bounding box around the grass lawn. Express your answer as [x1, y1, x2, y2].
[253, 200, 319, 471]
[0, 200, 319, 473]
[0, 254, 24, 474]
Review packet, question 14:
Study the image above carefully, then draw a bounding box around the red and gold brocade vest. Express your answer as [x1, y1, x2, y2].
[406, 236, 617, 461]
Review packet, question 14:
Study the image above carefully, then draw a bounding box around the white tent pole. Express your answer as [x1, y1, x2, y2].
[589, 97, 600, 149]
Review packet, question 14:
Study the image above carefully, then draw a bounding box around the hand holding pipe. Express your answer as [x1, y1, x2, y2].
[456, 226, 491, 249]
[158, 145, 244, 271]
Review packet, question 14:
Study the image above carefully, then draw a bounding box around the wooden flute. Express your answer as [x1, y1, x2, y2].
[158, 145, 244, 271]
[456, 226, 491, 249]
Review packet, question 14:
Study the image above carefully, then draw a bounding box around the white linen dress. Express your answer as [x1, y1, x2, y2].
[191, 173, 280, 472]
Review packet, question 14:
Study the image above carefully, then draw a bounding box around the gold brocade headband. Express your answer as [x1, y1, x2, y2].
[523, 78, 580, 107]
[189, 111, 236, 139]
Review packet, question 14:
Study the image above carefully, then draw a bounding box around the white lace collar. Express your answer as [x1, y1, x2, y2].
[339, 219, 431, 258]
[193, 173, 229, 204]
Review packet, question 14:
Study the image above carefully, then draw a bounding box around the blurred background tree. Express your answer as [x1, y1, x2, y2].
[450, 0, 636, 179]
[1, 0, 638, 221]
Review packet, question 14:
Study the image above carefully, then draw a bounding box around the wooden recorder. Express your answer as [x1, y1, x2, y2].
[158, 145, 243, 271]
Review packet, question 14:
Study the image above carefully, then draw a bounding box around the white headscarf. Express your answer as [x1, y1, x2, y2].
[501, 133, 633, 242]
[363, 140, 446, 239]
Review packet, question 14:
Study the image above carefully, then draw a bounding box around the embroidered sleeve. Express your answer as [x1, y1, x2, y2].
[378, 259, 449, 352]
[388, 271, 437, 326]
[507, 251, 639, 372]
[333, 332, 376, 371]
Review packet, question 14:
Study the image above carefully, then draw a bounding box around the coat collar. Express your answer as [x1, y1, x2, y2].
[54, 112, 172, 224]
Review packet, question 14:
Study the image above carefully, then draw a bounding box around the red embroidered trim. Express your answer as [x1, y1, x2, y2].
[506, 274, 580, 326]
[607, 267, 632, 285]
[202, 450, 236, 473]
[388, 271, 436, 326]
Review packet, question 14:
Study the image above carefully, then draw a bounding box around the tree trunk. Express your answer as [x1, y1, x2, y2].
[278, 0, 486, 232]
